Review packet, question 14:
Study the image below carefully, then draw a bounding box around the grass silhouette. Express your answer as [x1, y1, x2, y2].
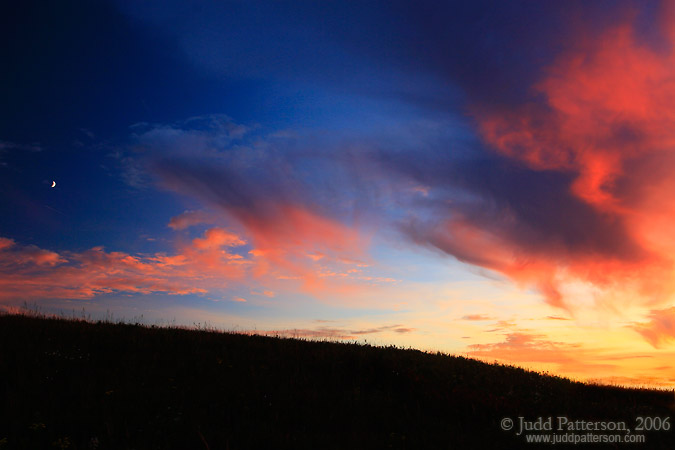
[0, 312, 673, 449]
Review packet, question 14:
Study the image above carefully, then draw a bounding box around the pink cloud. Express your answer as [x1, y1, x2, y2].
[461, 314, 495, 321]
[0, 228, 249, 302]
[413, 7, 675, 313]
[467, 328, 675, 387]
[168, 210, 215, 230]
[0, 238, 14, 251]
[152, 155, 378, 299]
[236, 203, 375, 297]
[0, 238, 65, 267]
[0, 210, 384, 307]
[468, 332, 616, 375]
[251, 290, 276, 298]
[477, 14, 675, 212]
[192, 228, 246, 249]
[632, 307, 675, 348]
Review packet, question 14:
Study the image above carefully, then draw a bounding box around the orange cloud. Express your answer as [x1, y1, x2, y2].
[632, 307, 675, 349]
[235, 203, 373, 297]
[154, 159, 378, 299]
[0, 237, 64, 267]
[0, 209, 382, 306]
[456, 7, 675, 312]
[192, 228, 246, 249]
[251, 290, 276, 298]
[0, 228, 248, 302]
[478, 15, 675, 212]
[466, 328, 675, 388]
[168, 210, 215, 230]
[468, 332, 617, 375]
[461, 314, 495, 321]
[0, 238, 14, 251]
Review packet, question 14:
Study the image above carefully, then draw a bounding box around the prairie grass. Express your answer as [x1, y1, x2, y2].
[0, 311, 673, 449]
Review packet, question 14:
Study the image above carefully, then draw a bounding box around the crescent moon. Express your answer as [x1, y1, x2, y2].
[51, 181, 56, 188]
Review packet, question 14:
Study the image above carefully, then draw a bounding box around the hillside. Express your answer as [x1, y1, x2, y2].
[0, 314, 673, 449]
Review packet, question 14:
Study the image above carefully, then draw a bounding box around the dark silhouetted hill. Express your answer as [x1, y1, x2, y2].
[0, 314, 673, 449]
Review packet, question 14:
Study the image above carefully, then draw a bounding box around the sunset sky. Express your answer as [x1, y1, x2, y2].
[4, 0, 675, 388]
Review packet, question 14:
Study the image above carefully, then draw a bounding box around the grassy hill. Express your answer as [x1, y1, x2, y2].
[0, 313, 673, 449]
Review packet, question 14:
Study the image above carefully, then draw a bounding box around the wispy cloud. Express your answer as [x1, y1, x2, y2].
[168, 210, 216, 230]
[0, 228, 249, 301]
[386, 4, 675, 318]
[122, 116, 385, 298]
[468, 331, 615, 374]
[461, 314, 495, 321]
[255, 324, 415, 340]
[0, 140, 42, 152]
[632, 308, 675, 349]
[0, 140, 43, 168]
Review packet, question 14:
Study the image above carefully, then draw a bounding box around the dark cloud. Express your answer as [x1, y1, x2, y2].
[387, 149, 648, 265]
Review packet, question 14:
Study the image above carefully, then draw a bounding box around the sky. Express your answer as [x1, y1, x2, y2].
[3, 0, 675, 388]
